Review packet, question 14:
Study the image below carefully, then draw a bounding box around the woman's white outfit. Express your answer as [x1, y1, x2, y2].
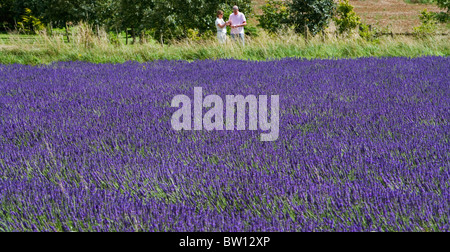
[215, 18, 227, 44]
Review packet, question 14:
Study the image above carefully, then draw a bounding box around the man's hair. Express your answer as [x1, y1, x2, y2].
[217, 10, 224, 17]
[233, 5, 239, 10]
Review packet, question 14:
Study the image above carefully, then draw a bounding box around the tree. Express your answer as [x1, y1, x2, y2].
[143, 0, 253, 43]
[288, 0, 336, 35]
[17, 8, 45, 34]
[1, 0, 254, 43]
[434, 0, 449, 23]
[0, 0, 15, 30]
[39, 0, 115, 40]
[41, 0, 114, 27]
[257, 0, 290, 34]
[39, 0, 79, 41]
[0, 0, 45, 31]
[116, 0, 154, 44]
[333, 0, 361, 35]
[435, 0, 449, 12]
[414, 9, 439, 37]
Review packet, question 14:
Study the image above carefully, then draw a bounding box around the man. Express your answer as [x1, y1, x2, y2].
[229, 5, 247, 46]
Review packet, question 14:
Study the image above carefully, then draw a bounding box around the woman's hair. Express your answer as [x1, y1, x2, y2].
[217, 10, 224, 17]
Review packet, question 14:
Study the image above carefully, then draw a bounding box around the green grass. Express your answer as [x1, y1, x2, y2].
[0, 29, 449, 65]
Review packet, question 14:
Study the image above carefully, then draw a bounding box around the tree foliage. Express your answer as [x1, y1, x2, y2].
[132, 0, 253, 43]
[258, 0, 336, 36]
[1, 0, 43, 30]
[288, 0, 336, 35]
[150, 0, 252, 42]
[435, 0, 449, 11]
[414, 9, 439, 37]
[434, 0, 449, 23]
[333, 0, 361, 35]
[257, 0, 290, 34]
[17, 8, 44, 33]
[0, 0, 253, 42]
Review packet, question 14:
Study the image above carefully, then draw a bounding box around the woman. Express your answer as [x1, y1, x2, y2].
[215, 10, 230, 44]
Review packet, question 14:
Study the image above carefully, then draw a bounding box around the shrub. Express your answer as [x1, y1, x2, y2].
[258, 0, 290, 34]
[434, 0, 450, 23]
[333, 0, 361, 35]
[187, 29, 201, 41]
[435, 0, 450, 12]
[358, 23, 379, 42]
[108, 31, 122, 46]
[413, 9, 438, 37]
[17, 8, 45, 34]
[288, 0, 336, 36]
[200, 30, 214, 40]
[244, 25, 261, 37]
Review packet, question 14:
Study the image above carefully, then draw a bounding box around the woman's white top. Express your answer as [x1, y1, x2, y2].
[215, 18, 227, 34]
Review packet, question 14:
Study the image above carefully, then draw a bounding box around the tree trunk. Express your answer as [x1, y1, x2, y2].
[131, 28, 136, 44]
[49, 22, 53, 36]
[304, 24, 309, 41]
[116, 28, 120, 45]
[139, 30, 146, 44]
[65, 24, 70, 43]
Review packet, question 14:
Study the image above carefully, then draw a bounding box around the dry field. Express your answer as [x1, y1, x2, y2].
[253, 0, 442, 32]
[351, 0, 440, 32]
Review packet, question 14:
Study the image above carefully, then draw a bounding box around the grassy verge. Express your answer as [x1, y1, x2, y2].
[0, 29, 449, 65]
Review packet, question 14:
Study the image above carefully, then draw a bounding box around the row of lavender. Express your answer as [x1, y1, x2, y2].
[0, 57, 449, 231]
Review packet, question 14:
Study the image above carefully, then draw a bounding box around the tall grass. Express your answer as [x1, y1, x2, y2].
[0, 24, 449, 65]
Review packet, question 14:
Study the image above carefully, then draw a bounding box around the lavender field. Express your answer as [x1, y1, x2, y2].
[0, 57, 449, 232]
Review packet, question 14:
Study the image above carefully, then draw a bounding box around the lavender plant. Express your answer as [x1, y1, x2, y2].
[0, 57, 449, 232]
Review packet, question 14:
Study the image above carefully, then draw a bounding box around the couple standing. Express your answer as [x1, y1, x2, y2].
[215, 6, 247, 45]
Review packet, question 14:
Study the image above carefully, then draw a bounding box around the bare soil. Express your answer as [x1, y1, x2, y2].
[350, 0, 440, 32]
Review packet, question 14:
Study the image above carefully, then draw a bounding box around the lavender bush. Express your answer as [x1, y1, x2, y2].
[0, 57, 449, 232]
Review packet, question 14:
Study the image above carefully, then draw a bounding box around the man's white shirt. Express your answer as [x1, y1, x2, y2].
[229, 12, 246, 34]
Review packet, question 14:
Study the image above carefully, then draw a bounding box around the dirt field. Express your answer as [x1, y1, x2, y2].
[351, 0, 440, 32]
[253, 0, 442, 32]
